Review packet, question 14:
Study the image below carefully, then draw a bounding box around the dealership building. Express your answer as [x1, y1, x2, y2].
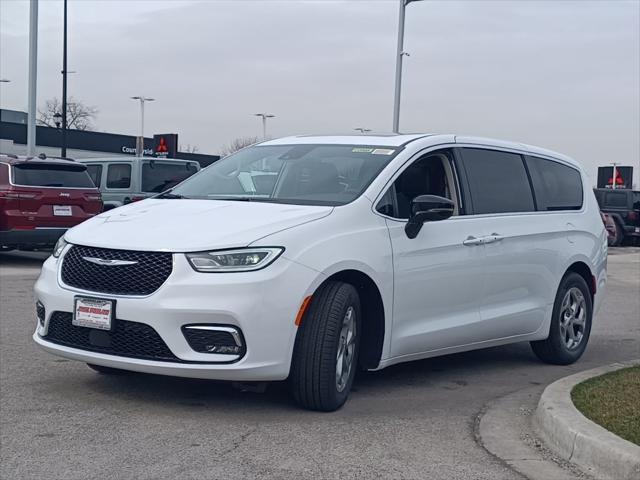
[0, 109, 220, 167]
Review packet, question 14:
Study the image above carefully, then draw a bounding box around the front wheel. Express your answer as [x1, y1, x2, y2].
[290, 281, 361, 411]
[530, 272, 592, 365]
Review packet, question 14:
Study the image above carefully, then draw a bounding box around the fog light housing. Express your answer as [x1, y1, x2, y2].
[182, 325, 245, 358]
[36, 301, 45, 326]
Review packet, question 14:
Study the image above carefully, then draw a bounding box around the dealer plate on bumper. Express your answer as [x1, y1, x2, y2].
[73, 297, 114, 330]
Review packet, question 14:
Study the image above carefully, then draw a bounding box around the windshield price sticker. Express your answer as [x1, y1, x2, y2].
[372, 149, 395, 155]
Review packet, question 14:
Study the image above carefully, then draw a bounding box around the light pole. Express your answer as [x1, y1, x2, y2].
[354, 128, 372, 134]
[611, 162, 618, 190]
[254, 113, 275, 139]
[61, 0, 68, 157]
[131, 96, 154, 157]
[392, 0, 422, 133]
[27, 0, 38, 156]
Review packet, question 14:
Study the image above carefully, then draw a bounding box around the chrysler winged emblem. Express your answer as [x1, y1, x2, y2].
[82, 257, 138, 266]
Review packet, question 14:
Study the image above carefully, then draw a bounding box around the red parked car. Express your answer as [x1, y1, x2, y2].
[0, 154, 102, 251]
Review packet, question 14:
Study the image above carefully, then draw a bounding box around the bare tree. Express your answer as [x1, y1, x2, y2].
[219, 136, 261, 156]
[180, 144, 200, 154]
[37, 97, 98, 131]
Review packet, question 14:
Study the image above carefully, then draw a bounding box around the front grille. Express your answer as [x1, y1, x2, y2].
[45, 312, 178, 362]
[61, 245, 172, 296]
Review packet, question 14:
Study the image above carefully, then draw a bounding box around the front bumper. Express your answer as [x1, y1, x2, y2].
[33, 249, 322, 381]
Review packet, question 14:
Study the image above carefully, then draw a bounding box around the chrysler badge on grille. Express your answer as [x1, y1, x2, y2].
[81, 257, 139, 266]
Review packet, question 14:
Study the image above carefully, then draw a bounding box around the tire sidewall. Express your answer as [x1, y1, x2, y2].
[549, 273, 593, 362]
[330, 287, 362, 407]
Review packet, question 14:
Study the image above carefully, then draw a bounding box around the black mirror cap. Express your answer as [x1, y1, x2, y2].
[405, 194, 455, 239]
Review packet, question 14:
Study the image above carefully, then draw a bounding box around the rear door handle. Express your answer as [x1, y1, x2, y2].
[483, 233, 505, 244]
[463, 236, 484, 246]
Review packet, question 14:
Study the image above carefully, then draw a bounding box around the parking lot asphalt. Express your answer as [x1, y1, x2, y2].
[1, 248, 639, 480]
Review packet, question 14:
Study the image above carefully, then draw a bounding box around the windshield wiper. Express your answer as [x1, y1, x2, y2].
[208, 196, 274, 202]
[156, 190, 187, 199]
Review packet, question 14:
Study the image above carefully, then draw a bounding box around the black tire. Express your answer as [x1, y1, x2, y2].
[290, 281, 361, 411]
[530, 272, 592, 365]
[86, 363, 131, 375]
[610, 221, 623, 247]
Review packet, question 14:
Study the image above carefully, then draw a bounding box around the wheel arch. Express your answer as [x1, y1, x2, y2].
[565, 261, 596, 300]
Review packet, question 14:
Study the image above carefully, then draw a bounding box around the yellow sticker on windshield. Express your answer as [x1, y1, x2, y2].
[372, 148, 395, 155]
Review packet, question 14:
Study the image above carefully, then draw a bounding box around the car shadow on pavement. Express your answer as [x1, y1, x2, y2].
[72, 342, 540, 413]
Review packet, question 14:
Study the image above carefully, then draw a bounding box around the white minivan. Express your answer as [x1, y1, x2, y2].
[34, 134, 607, 411]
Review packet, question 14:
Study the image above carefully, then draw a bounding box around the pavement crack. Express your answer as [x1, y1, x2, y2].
[218, 427, 258, 458]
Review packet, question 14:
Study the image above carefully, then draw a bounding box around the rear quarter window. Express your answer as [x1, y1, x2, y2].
[12, 163, 95, 188]
[525, 156, 583, 211]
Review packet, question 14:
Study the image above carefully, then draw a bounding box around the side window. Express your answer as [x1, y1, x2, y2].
[376, 151, 458, 219]
[460, 148, 534, 214]
[106, 164, 131, 189]
[633, 192, 640, 210]
[525, 156, 583, 211]
[85, 164, 103, 188]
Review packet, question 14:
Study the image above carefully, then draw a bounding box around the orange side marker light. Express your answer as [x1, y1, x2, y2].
[295, 296, 313, 326]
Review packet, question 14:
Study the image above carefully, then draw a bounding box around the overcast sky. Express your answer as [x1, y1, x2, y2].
[1, 0, 639, 185]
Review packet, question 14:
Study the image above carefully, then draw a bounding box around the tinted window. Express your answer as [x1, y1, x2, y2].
[460, 148, 534, 214]
[525, 156, 583, 210]
[141, 161, 198, 193]
[12, 163, 94, 188]
[172, 144, 401, 206]
[604, 191, 628, 208]
[85, 164, 102, 188]
[106, 164, 131, 189]
[633, 192, 640, 210]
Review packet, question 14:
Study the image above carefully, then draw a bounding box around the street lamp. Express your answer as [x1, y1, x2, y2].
[392, 0, 423, 133]
[131, 96, 155, 157]
[254, 113, 275, 139]
[354, 128, 372, 134]
[53, 112, 62, 129]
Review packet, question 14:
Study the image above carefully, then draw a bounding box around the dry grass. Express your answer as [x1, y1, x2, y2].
[571, 365, 640, 445]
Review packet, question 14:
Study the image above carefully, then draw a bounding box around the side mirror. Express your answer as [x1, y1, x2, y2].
[405, 194, 455, 239]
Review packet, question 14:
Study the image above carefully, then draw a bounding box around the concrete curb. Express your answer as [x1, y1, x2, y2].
[534, 360, 640, 480]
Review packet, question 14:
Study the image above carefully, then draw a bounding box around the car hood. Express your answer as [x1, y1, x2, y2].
[65, 199, 333, 252]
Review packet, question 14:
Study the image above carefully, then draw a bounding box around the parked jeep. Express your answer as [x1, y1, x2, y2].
[78, 157, 200, 210]
[593, 188, 640, 246]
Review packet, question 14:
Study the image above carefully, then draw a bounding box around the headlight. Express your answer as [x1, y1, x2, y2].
[52, 236, 68, 258]
[185, 247, 284, 273]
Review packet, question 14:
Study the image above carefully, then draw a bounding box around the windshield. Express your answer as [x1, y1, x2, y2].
[170, 144, 400, 206]
[142, 161, 199, 193]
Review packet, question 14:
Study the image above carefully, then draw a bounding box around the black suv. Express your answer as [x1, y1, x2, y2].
[593, 188, 640, 246]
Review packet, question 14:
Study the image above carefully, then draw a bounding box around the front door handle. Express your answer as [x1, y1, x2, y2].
[483, 233, 505, 244]
[463, 236, 484, 246]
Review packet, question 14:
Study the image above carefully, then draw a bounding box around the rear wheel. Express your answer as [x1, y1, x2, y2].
[530, 273, 592, 365]
[290, 281, 361, 411]
[86, 363, 131, 375]
[610, 221, 623, 247]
